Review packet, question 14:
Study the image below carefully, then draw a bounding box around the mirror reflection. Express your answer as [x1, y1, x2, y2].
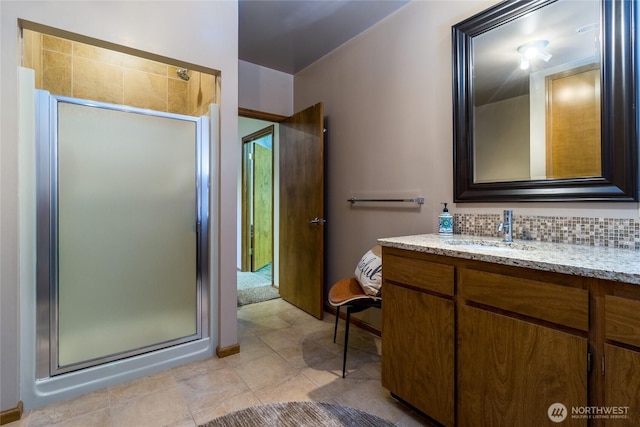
[472, 0, 601, 183]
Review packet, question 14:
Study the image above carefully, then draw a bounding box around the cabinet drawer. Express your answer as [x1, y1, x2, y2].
[459, 268, 588, 331]
[605, 295, 640, 348]
[383, 253, 454, 296]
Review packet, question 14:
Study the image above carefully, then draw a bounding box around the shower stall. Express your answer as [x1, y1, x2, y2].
[22, 87, 215, 408]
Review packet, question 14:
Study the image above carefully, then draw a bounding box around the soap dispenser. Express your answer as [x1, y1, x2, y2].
[438, 202, 453, 235]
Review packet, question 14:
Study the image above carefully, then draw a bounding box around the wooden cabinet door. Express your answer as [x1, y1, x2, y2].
[382, 282, 455, 426]
[458, 305, 587, 427]
[604, 344, 640, 426]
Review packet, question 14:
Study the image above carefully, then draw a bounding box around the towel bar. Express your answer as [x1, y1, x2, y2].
[347, 197, 424, 205]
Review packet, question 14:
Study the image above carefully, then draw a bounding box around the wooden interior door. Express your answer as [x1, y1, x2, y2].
[241, 142, 251, 271]
[240, 125, 273, 272]
[279, 103, 325, 319]
[252, 143, 272, 271]
[546, 64, 601, 179]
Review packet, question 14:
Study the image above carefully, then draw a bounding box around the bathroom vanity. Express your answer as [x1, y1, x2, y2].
[379, 234, 640, 427]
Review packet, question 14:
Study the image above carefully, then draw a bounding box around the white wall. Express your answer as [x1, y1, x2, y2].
[293, 0, 639, 327]
[239, 60, 294, 117]
[475, 95, 530, 182]
[294, 0, 496, 298]
[1, 0, 238, 412]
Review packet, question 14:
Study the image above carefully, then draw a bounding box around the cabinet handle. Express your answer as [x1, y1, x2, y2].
[602, 355, 606, 376]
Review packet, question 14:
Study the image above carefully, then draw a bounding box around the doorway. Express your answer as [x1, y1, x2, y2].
[241, 126, 274, 273]
[236, 105, 325, 315]
[238, 117, 279, 306]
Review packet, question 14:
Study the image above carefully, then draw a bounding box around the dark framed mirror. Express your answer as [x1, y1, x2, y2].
[452, 0, 638, 202]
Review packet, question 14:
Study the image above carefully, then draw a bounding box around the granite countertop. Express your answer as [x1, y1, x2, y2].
[378, 234, 640, 285]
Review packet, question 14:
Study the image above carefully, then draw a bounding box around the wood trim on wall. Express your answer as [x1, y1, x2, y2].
[238, 107, 286, 122]
[0, 401, 23, 425]
[325, 305, 382, 337]
[216, 344, 240, 358]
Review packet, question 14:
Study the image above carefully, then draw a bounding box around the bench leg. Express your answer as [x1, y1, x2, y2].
[333, 306, 340, 343]
[342, 306, 352, 378]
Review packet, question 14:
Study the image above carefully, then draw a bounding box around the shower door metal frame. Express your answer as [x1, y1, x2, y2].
[36, 92, 210, 378]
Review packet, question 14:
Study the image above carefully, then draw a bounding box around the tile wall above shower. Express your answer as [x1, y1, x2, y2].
[21, 29, 218, 116]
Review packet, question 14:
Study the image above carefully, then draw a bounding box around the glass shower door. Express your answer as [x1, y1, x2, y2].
[41, 97, 206, 375]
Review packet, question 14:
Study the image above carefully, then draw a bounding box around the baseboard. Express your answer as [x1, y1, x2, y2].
[325, 305, 382, 337]
[0, 401, 23, 425]
[216, 343, 240, 358]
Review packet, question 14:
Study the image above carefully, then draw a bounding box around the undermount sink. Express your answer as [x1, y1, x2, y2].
[443, 238, 537, 252]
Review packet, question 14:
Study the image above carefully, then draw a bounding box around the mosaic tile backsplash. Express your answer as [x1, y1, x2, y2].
[453, 213, 640, 250]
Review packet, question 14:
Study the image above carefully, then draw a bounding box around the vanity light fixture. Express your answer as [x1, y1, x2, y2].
[517, 39, 552, 70]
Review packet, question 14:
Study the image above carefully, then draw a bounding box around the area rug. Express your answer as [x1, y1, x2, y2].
[237, 271, 271, 290]
[237, 285, 280, 307]
[198, 401, 395, 427]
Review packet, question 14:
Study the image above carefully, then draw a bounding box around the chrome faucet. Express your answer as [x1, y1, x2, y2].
[498, 210, 513, 242]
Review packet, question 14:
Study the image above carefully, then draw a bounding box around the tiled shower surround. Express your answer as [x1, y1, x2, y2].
[454, 213, 640, 250]
[22, 30, 218, 117]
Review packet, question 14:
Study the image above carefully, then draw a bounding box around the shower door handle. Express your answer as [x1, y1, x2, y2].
[308, 217, 326, 225]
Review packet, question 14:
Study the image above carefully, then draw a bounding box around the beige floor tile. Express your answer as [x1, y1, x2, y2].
[332, 378, 411, 424]
[170, 355, 228, 383]
[190, 390, 262, 425]
[274, 302, 319, 324]
[275, 339, 337, 369]
[254, 371, 331, 404]
[44, 407, 111, 427]
[28, 389, 110, 426]
[301, 356, 374, 398]
[237, 321, 254, 339]
[109, 370, 176, 407]
[326, 346, 381, 380]
[239, 314, 291, 335]
[292, 316, 337, 338]
[321, 336, 350, 357]
[110, 386, 191, 427]
[16, 299, 409, 427]
[258, 326, 307, 351]
[222, 335, 274, 367]
[360, 358, 382, 379]
[395, 410, 437, 426]
[233, 353, 299, 391]
[163, 416, 197, 427]
[347, 331, 382, 356]
[177, 367, 249, 413]
[237, 299, 287, 321]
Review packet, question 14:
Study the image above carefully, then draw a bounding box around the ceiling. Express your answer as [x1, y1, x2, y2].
[472, 0, 601, 105]
[238, 0, 410, 75]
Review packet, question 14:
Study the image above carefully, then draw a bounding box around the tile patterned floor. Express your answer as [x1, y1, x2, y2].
[8, 298, 431, 426]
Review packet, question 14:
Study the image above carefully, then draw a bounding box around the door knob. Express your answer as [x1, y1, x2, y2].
[308, 217, 326, 225]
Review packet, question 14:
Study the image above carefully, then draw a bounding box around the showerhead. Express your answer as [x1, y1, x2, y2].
[176, 68, 190, 81]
